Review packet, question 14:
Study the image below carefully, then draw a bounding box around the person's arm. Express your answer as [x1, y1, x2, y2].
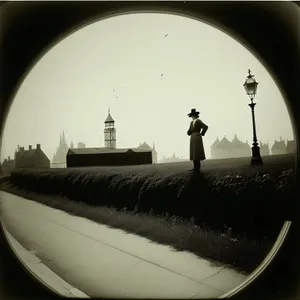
[187, 123, 192, 136]
[201, 122, 208, 136]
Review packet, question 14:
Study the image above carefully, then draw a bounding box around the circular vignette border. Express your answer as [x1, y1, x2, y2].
[0, 2, 299, 299]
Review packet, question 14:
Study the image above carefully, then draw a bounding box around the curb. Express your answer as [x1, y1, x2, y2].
[1, 222, 90, 298]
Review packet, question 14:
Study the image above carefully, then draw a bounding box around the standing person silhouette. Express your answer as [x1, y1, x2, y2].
[187, 108, 209, 171]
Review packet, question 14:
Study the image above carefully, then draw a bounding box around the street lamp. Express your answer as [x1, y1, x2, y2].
[243, 69, 263, 165]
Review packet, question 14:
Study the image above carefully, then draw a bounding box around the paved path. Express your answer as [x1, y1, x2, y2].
[2, 226, 89, 298]
[0, 191, 247, 298]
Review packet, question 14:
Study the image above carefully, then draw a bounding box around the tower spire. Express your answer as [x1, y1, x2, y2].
[62, 130, 67, 146]
[104, 108, 115, 123]
[153, 141, 155, 150]
[59, 132, 62, 146]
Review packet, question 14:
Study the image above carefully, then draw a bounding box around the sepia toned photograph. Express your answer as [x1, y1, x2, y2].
[0, 6, 297, 299]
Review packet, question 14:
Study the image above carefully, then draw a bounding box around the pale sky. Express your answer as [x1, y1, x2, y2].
[1, 13, 294, 163]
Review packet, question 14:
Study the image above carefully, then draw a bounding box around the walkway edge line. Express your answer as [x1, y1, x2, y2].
[1, 221, 90, 298]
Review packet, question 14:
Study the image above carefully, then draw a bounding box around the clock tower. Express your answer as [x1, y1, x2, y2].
[104, 108, 116, 149]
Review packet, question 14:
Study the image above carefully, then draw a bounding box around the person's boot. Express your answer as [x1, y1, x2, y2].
[194, 160, 200, 171]
[189, 160, 196, 171]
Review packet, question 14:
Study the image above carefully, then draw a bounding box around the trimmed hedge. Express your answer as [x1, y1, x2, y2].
[8, 162, 294, 238]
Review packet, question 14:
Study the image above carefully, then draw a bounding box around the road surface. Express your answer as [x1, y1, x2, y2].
[0, 191, 248, 298]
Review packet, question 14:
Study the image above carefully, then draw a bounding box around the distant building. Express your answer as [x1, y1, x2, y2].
[159, 153, 188, 163]
[259, 140, 270, 156]
[66, 110, 158, 167]
[210, 137, 221, 159]
[104, 108, 116, 149]
[67, 147, 152, 167]
[77, 142, 86, 148]
[15, 144, 50, 169]
[210, 135, 251, 159]
[230, 135, 251, 158]
[271, 137, 286, 155]
[138, 142, 158, 164]
[52, 131, 70, 167]
[1, 156, 15, 176]
[286, 139, 296, 154]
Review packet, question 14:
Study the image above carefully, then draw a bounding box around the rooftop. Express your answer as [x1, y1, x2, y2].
[271, 140, 286, 150]
[16, 149, 37, 160]
[220, 137, 231, 146]
[105, 113, 115, 123]
[138, 142, 152, 149]
[68, 147, 152, 155]
[211, 137, 220, 148]
[232, 134, 243, 145]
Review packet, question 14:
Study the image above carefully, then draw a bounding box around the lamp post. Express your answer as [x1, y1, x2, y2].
[243, 69, 263, 165]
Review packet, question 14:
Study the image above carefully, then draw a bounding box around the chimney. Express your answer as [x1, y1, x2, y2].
[8, 156, 10, 161]
[37, 144, 41, 150]
[17, 145, 20, 152]
[29, 145, 32, 150]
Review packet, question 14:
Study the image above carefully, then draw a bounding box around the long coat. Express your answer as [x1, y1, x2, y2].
[187, 118, 208, 161]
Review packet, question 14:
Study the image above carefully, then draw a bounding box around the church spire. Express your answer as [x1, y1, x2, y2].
[62, 130, 67, 146]
[59, 132, 62, 146]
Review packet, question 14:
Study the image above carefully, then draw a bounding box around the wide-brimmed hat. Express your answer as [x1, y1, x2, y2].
[188, 108, 199, 117]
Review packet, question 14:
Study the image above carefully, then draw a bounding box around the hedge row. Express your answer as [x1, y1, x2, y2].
[9, 167, 294, 237]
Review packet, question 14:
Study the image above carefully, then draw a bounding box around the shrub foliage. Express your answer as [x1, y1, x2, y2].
[8, 162, 294, 238]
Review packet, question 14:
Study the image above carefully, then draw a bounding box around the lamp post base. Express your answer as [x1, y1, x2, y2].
[251, 156, 263, 165]
[251, 146, 263, 165]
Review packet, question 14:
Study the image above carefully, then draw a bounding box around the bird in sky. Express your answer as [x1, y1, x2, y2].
[165, 34, 168, 37]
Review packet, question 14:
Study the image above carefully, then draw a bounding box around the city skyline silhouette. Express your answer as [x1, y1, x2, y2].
[1, 13, 294, 163]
